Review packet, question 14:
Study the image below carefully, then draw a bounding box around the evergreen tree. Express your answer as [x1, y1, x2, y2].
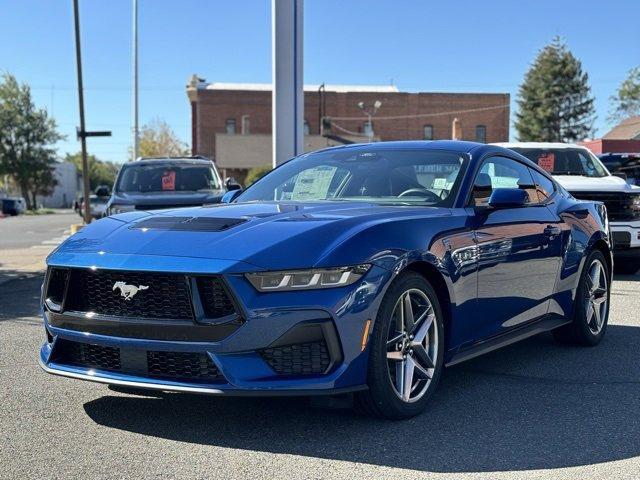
[608, 66, 640, 123]
[515, 37, 595, 142]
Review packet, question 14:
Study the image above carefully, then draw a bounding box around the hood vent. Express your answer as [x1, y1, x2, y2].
[131, 216, 247, 232]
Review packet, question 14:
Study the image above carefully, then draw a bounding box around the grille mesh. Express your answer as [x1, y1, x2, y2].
[261, 341, 331, 376]
[65, 269, 194, 319]
[570, 191, 640, 222]
[196, 277, 236, 318]
[54, 340, 121, 371]
[147, 351, 224, 382]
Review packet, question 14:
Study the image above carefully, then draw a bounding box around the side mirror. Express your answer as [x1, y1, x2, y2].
[487, 188, 528, 209]
[613, 172, 627, 181]
[225, 177, 242, 191]
[221, 189, 242, 204]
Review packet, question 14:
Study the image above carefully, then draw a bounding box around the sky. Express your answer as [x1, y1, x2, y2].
[1, 0, 638, 164]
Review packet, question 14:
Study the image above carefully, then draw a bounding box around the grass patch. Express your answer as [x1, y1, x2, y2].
[24, 209, 56, 215]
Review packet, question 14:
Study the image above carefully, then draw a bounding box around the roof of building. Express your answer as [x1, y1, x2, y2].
[603, 116, 640, 140]
[198, 81, 399, 93]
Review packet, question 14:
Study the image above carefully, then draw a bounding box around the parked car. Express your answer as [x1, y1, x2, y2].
[77, 195, 109, 220]
[105, 156, 237, 215]
[495, 142, 640, 274]
[40, 141, 612, 419]
[598, 153, 640, 186]
[1, 197, 26, 216]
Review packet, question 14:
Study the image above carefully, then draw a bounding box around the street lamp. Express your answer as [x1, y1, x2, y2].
[357, 100, 382, 142]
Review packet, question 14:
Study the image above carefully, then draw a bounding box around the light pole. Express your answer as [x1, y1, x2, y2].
[357, 100, 382, 142]
[132, 0, 139, 161]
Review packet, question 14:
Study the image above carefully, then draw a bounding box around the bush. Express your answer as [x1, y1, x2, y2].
[245, 165, 272, 186]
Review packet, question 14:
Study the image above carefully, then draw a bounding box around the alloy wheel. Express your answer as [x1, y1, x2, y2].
[386, 288, 438, 403]
[584, 258, 608, 335]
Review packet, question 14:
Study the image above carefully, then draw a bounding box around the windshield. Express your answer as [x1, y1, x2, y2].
[511, 148, 608, 178]
[116, 163, 221, 193]
[237, 149, 467, 206]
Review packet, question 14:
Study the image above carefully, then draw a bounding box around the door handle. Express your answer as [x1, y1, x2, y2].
[544, 226, 561, 238]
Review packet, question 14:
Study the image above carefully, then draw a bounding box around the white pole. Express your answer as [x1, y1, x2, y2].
[272, 0, 303, 168]
[132, 0, 139, 161]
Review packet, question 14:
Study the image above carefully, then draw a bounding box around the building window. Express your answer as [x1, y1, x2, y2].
[475, 125, 486, 143]
[226, 118, 236, 135]
[241, 115, 250, 135]
[303, 120, 310, 135]
[423, 125, 434, 140]
[363, 121, 373, 137]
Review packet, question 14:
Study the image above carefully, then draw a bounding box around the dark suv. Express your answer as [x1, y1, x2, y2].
[598, 153, 640, 186]
[106, 156, 238, 215]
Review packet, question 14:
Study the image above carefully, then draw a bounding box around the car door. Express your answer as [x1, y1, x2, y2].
[466, 156, 562, 343]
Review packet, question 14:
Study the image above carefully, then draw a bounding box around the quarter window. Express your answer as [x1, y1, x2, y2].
[529, 168, 556, 202]
[471, 156, 537, 206]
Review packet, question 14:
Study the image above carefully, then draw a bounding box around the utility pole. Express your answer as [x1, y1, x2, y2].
[132, 0, 139, 161]
[357, 100, 382, 142]
[72, 0, 111, 224]
[272, 0, 304, 167]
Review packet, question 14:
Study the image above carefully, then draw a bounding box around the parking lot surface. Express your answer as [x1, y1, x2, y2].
[1, 269, 640, 479]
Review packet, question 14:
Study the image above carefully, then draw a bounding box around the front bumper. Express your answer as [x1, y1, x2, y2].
[39, 264, 390, 396]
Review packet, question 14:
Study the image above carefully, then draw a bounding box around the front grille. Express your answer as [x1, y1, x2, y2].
[612, 231, 632, 249]
[147, 351, 224, 382]
[46, 268, 69, 305]
[261, 341, 331, 376]
[570, 191, 640, 222]
[54, 340, 121, 371]
[196, 277, 236, 318]
[65, 269, 194, 319]
[52, 339, 225, 383]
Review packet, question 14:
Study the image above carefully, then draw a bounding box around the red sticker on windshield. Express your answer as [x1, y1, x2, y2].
[162, 171, 176, 191]
[537, 153, 555, 172]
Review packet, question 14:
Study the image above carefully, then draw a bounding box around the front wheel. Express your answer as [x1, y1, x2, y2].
[553, 250, 610, 346]
[355, 272, 444, 419]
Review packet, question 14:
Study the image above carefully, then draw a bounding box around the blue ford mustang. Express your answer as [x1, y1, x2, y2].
[40, 141, 612, 419]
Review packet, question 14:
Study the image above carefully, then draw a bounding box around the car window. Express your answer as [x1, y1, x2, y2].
[116, 164, 220, 193]
[511, 148, 608, 178]
[240, 149, 467, 207]
[529, 168, 556, 202]
[470, 156, 538, 207]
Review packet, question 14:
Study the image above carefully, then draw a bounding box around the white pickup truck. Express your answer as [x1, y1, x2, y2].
[495, 142, 640, 274]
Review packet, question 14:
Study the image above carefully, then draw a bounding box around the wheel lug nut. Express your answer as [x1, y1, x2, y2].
[409, 349, 414, 355]
[403, 355, 407, 359]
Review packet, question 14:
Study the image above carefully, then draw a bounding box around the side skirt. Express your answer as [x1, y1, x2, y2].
[445, 315, 570, 367]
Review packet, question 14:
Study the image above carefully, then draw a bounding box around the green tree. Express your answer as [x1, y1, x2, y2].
[609, 67, 640, 123]
[131, 118, 189, 159]
[515, 37, 595, 142]
[245, 165, 272, 186]
[64, 152, 120, 191]
[0, 73, 63, 209]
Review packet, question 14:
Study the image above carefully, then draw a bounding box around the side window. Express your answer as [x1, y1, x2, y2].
[529, 168, 556, 202]
[470, 156, 537, 207]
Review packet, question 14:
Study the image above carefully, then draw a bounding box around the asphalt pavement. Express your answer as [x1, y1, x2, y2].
[2, 270, 640, 479]
[0, 210, 78, 249]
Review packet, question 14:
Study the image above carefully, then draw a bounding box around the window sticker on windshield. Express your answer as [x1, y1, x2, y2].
[537, 153, 555, 172]
[162, 170, 176, 191]
[432, 178, 447, 189]
[291, 166, 336, 200]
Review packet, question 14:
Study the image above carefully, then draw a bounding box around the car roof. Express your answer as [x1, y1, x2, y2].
[312, 140, 488, 155]
[127, 157, 213, 166]
[492, 142, 588, 150]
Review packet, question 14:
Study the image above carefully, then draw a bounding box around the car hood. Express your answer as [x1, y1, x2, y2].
[49, 201, 451, 271]
[112, 191, 224, 206]
[554, 175, 640, 193]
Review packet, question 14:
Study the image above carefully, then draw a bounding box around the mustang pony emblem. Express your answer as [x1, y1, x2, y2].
[112, 281, 149, 301]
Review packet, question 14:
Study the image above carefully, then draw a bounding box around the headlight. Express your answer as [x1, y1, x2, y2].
[108, 204, 135, 215]
[246, 264, 371, 292]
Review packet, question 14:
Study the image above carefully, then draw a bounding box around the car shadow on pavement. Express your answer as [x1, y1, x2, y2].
[83, 324, 640, 473]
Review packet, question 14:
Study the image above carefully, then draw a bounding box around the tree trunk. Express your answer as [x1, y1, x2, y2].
[20, 184, 33, 210]
[31, 191, 38, 210]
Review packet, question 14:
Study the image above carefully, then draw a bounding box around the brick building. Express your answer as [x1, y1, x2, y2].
[186, 75, 510, 183]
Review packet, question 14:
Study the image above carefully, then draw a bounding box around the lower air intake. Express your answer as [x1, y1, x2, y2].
[260, 341, 331, 375]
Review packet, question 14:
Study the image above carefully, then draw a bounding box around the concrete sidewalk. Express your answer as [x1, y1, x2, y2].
[0, 245, 54, 285]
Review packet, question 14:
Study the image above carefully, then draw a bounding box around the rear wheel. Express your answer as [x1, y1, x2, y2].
[553, 250, 610, 345]
[355, 272, 444, 419]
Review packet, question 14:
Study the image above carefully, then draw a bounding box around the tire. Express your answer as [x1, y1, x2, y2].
[553, 250, 610, 346]
[355, 271, 444, 419]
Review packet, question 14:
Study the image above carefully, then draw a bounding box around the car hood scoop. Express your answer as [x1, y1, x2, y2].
[130, 216, 247, 232]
